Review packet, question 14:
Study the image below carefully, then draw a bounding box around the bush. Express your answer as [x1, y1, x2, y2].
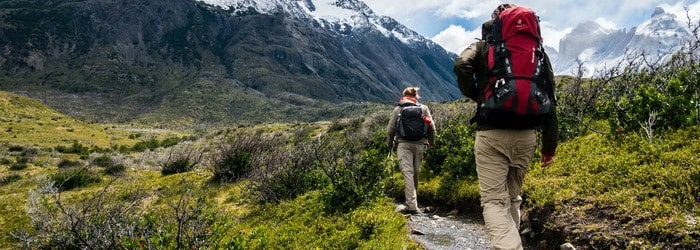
[423, 101, 477, 178]
[315, 124, 391, 212]
[55, 140, 90, 155]
[246, 137, 327, 203]
[0, 174, 21, 186]
[49, 167, 102, 191]
[9, 162, 28, 171]
[90, 154, 115, 168]
[130, 138, 160, 152]
[210, 133, 279, 183]
[104, 163, 126, 176]
[160, 146, 202, 176]
[124, 186, 237, 249]
[15, 179, 237, 250]
[57, 159, 83, 169]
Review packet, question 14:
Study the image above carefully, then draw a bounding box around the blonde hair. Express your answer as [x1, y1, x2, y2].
[403, 87, 420, 99]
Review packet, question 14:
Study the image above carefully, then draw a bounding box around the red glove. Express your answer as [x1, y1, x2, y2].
[540, 152, 555, 167]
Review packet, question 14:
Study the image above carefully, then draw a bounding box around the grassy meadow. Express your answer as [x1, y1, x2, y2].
[1, 70, 699, 250]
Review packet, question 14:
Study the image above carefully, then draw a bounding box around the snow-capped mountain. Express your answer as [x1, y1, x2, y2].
[200, 0, 429, 45]
[0, 0, 460, 124]
[551, 7, 690, 76]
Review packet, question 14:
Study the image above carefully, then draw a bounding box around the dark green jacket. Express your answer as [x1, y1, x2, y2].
[453, 39, 559, 155]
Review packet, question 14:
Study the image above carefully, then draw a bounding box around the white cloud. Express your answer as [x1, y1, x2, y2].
[364, 0, 700, 53]
[540, 22, 573, 52]
[431, 25, 481, 54]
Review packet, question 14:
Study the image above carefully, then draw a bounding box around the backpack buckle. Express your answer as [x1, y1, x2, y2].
[495, 78, 506, 89]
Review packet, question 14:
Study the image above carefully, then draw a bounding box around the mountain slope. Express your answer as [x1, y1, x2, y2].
[0, 0, 459, 125]
[551, 7, 690, 76]
[0, 91, 137, 147]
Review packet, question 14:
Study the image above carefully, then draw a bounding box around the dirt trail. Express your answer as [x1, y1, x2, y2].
[407, 211, 491, 250]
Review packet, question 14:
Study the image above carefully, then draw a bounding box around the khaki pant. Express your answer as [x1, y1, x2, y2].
[475, 129, 537, 250]
[397, 142, 425, 211]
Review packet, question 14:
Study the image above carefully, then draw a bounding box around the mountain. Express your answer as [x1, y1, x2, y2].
[550, 7, 690, 76]
[0, 0, 459, 125]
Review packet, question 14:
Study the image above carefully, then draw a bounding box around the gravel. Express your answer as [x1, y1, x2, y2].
[406, 210, 492, 250]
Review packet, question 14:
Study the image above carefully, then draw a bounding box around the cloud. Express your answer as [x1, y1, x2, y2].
[431, 25, 481, 54]
[365, 0, 700, 53]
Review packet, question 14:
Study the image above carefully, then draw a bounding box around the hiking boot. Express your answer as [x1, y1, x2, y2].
[402, 208, 422, 215]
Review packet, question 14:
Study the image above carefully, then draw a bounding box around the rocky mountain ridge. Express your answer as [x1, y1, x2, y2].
[0, 0, 459, 125]
[551, 7, 691, 76]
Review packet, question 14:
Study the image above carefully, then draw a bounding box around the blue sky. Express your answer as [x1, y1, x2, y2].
[362, 0, 700, 54]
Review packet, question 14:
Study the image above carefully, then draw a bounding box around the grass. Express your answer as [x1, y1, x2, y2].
[0, 91, 137, 148]
[524, 127, 700, 247]
[1, 92, 699, 248]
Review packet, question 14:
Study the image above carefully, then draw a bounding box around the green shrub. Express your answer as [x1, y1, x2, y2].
[104, 163, 126, 176]
[55, 140, 89, 155]
[424, 101, 477, 178]
[91, 154, 115, 168]
[315, 126, 390, 212]
[57, 159, 83, 168]
[9, 162, 28, 170]
[160, 147, 202, 176]
[49, 167, 102, 191]
[246, 139, 327, 203]
[0, 157, 12, 165]
[210, 133, 279, 183]
[7, 145, 24, 152]
[0, 174, 21, 186]
[130, 138, 160, 152]
[159, 136, 183, 148]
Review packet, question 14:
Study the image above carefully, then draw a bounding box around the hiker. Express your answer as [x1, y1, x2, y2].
[453, 3, 558, 249]
[386, 87, 436, 214]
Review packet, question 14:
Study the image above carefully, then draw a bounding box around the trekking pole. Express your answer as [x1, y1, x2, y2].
[386, 136, 397, 176]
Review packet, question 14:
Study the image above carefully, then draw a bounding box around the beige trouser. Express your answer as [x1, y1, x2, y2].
[397, 142, 425, 211]
[475, 129, 537, 250]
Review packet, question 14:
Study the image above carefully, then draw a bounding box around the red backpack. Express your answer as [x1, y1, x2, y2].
[479, 6, 552, 128]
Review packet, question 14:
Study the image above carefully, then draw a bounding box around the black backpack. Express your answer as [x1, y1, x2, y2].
[396, 103, 427, 141]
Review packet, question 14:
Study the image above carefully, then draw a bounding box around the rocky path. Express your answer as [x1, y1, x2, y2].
[406, 210, 491, 250]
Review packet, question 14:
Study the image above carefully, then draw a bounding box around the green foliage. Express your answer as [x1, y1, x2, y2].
[0, 174, 21, 186]
[103, 163, 126, 176]
[55, 140, 90, 156]
[210, 133, 281, 183]
[315, 118, 392, 213]
[246, 137, 327, 203]
[524, 127, 700, 247]
[57, 159, 83, 169]
[124, 187, 237, 249]
[90, 154, 115, 168]
[237, 192, 418, 249]
[49, 167, 102, 191]
[9, 162, 28, 171]
[596, 57, 700, 140]
[130, 138, 160, 152]
[423, 101, 477, 178]
[160, 147, 202, 176]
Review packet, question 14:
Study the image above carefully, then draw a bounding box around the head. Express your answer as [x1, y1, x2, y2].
[491, 3, 517, 19]
[481, 19, 493, 40]
[402, 87, 420, 99]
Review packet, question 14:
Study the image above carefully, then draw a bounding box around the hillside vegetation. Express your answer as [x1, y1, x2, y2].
[1, 86, 699, 249]
[1, 15, 700, 250]
[0, 91, 138, 148]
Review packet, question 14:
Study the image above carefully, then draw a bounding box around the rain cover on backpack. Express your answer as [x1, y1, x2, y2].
[480, 6, 552, 128]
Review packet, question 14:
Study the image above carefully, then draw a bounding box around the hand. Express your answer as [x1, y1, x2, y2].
[540, 153, 555, 167]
